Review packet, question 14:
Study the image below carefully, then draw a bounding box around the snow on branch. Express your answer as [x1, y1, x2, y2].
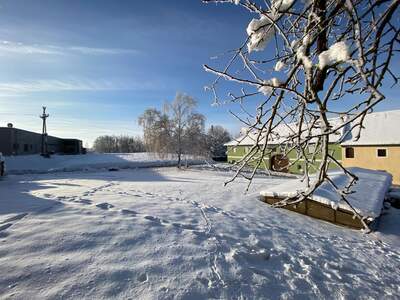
[318, 41, 350, 70]
[246, 14, 277, 52]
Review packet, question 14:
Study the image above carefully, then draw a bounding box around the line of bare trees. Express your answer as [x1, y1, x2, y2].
[93, 135, 145, 153]
[138, 92, 231, 167]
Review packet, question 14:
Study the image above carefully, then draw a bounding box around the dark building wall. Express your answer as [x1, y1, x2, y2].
[0, 128, 13, 155]
[47, 135, 64, 154]
[63, 139, 83, 154]
[12, 128, 43, 155]
[0, 127, 83, 156]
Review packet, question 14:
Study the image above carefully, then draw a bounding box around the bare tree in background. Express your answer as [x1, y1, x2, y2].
[166, 93, 198, 167]
[138, 93, 207, 165]
[184, 112, 207, 157]
[138, 108, 171, 155]
[203, 0, 399, 229]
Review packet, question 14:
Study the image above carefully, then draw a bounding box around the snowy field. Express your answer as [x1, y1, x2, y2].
[4, 153, 203, 175]
[1, 167, 400, 299]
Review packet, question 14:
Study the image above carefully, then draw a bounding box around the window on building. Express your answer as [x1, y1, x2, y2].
[24, 144, 29, 152]
[345, 147, 354, 158]
[377, 148, 387, 158]
[233, 147, 237, 153]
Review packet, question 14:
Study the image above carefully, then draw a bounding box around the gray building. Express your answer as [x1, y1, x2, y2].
[0, 125, 83, 156]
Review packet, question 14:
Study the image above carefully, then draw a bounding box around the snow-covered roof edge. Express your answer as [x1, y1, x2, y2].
[225, 110, 400, 147]
[341, 110, 400, 146]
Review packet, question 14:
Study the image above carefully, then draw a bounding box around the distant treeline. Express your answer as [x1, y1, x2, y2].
[93, 135, 145, 153]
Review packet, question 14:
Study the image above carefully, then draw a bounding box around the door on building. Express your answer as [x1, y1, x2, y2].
[271, 154, 289, 173]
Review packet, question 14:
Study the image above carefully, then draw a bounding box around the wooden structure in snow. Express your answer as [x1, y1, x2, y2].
[260, 168, 392, 230]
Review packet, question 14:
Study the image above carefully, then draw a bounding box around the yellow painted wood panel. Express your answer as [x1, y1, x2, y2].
[342, 146, 400, 184]
[262, 196, 364, 229]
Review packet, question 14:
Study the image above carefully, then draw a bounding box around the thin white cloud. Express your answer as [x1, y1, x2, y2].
[0, 93, 26, 98]
[0, 40, 138, 56]
[0, 41, 61, 55]
[0, 78, 160, 94]
[68, 46, 138, 55]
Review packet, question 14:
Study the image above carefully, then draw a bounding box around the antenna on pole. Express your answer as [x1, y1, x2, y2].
[40, 106, 50, 157]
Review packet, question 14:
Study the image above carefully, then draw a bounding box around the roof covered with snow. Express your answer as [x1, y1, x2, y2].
[226, 110, 400, 147]
[260, 167, 392, 218]
[341, 110, 400, 146]
[225, 117, 346, 147]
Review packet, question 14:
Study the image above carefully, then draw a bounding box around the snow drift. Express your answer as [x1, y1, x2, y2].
[4, 153, 204, 175]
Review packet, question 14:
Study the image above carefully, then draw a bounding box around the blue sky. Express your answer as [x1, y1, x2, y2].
[0, 0, 399, 146]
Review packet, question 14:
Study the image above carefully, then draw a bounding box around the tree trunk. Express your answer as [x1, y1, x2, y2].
[177, 151, 181, 168]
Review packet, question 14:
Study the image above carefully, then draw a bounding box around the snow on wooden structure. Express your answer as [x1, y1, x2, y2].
[260, 168, 392, 229]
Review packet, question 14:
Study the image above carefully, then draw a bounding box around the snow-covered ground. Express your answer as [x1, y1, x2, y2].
[0, 167, 399, 299]
[4, 153, 203, 175]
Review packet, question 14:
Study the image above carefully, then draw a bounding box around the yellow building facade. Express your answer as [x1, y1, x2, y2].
[342, 145, 400, 185]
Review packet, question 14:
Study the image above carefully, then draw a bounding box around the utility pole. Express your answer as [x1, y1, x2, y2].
[40, 106, 49, 157]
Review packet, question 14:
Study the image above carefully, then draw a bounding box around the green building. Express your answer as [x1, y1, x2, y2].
[225, 140, 342, 174]
[224, 120, 344, 175]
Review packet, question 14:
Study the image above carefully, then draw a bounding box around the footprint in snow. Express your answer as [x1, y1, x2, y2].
[196, 276, 211, 288]
[171, 222, 197, 230]
[144, 215, 168, 225]
[96, 203, 114, 210]
[120, 209, 138, 216]
[137, 273, 148, 283]
[78, 199, 92, 205]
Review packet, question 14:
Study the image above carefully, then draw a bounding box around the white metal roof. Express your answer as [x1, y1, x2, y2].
[224, 117, 346, 147]
[225, 110, 400, 147]
[341, 110, 400, 146]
